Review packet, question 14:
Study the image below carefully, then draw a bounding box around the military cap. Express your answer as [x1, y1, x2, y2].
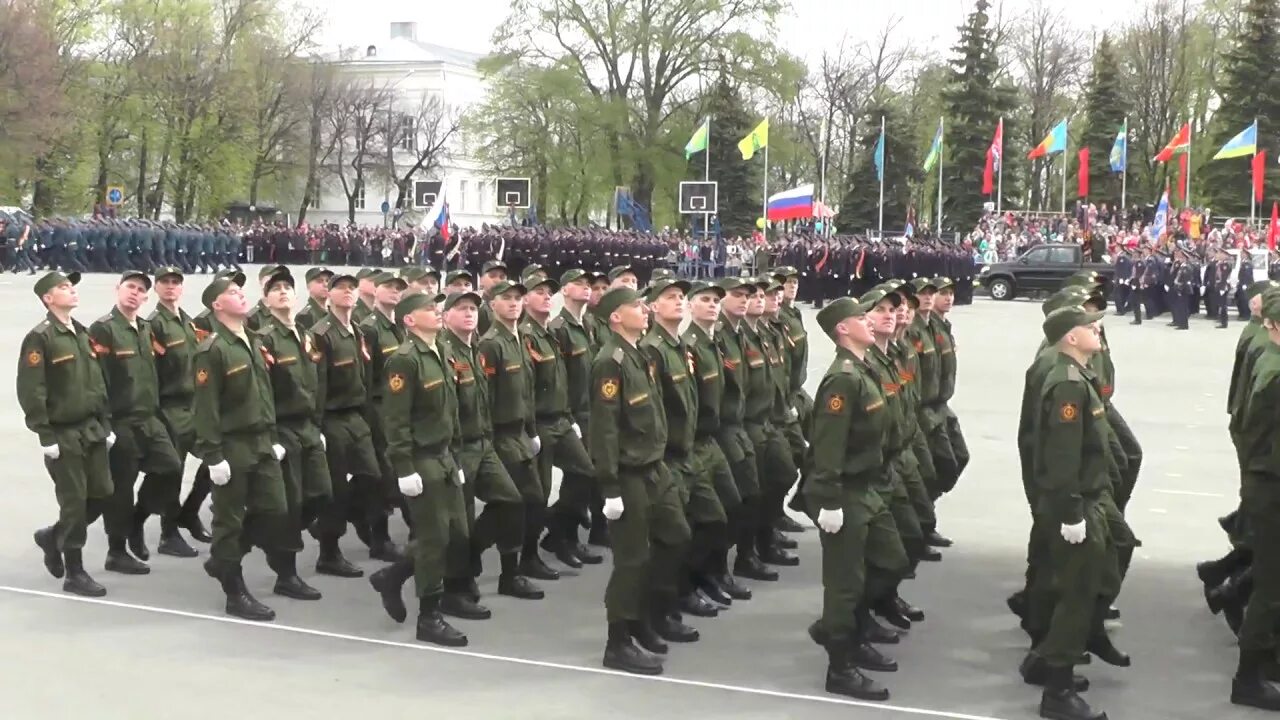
[645, 278, 692, 303]
[213, 267, 240, 281]
[1041, 288, 1091, 317]
[650, 268, 675, 283]
[1062, 273, 1102, 290]
[201, 272, 246, 309]
[608, 265, 637, 282]
[373, 271, 408, 288]
[525, 274, 560, 293]
[588, 270, 610, 284]
[593, 287, 644, 320]
[1043, 306, 1104, 344]
[933, 277, 956, 291]
[688, 280, 725, 299]
[860, 287, 901, 308]
[258, 264, 287, 280]
[153, 266, 184, 281]
[758, 276, 783, 293]
[445, 269, 474, 286]
[118, 270, 152, 290]
[443, 290, 482, 311]
[911, 277, 940, 293]
[1262, 292, 1280, 322]
[521, 263, 547, 280]
[33, 270, 80, 298]
[1247, 280, 1280, 300]
[481, 260, 508, 275]
[395, 291, 446, 321]
[327, 272, 358, 290]
[263, 266, 294, 290]
[560, 268, 590, 286]
[356, 267, 378, 280]
[816, 297, 869, 337]
[771, 266, 800, 279]
[486, 280, 527, 300]
[715, 276, 754, 293]
[305, 267, 334, 283]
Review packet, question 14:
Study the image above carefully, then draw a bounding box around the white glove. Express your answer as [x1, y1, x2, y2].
[571, 423, 582, 438]
[817, 507, 844, 534]
[456, 469, 466, 486]
[602, 496, 624, 520]
[105, 432, 116, 449]
[209, 461, 232, 486]
[320, 434, 327, 451]
[1164, 284, 1170, 292]
[272, 444, 286, 461]
[530, 435, 542, 455]
[1060, 520, 1087, 545]
[1200, 286, 1206, 294]
[398, 473, 424, 497]
[41, 444, 60, 460]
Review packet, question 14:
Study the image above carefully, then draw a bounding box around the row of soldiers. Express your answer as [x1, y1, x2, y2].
[1113, 244, 1280, 329]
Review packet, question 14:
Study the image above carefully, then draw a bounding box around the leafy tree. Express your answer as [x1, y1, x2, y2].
[940, 0, 1003, 231]
[839, 99, 918, 233]
[1074, 34, 1129, 209]
[700, 77, 758, 237]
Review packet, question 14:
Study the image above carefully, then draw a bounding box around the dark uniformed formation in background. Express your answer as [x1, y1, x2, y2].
[1111, 242, 1280, 331]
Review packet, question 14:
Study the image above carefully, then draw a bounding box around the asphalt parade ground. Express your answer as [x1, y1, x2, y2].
[0, 268, 1252, 720]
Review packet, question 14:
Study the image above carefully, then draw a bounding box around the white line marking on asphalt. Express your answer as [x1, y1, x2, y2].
[1174, 445, 1190, 451]
[1148, 508, 1168, 514]
[0, 585, 1011, 720]
[1152, 489, 1224, 498]
[1165, 473, 1184, 478]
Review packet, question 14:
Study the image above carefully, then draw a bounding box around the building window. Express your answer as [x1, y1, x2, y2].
[308, 181, 323, 209]
[354, 180, 366, 210]
[459, 180, 469, 212]
[399, 115, 416, 152]
[478, 181, 487, 211]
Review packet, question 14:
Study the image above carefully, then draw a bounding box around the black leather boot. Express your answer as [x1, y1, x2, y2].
[269, 552, 322, 601]
[127, 511, 151, 561]
[520, 551, 561, 581]
[771, 528, 798, 549]
[416, 594, 468, 647]
[1038, 664, 1106, 720]
[679, 590, 720, 618]
[758, 544, 800, 567]
[894, 595, 925, 622]
[872, 596, 912, 631]
[316, 537, 363, 578]
[157, 519, 199, 558]
[540, 531, 583, 569]
[220, 565, 275, 621]
[497, 552, 544, 599]
[697, 575, 734, 607]
[858, 607, 901, 644]
[715, 572, 753, 600]
[629, 618, 669, 655]
[733, 551, 778, 581]
[923, 528, 953, 547]
[652, 605, 699, 643]
[369, 558, 414, 623]
[824, 640, 890, 700]
[62, 549, 106, 597]
[440, 590, 492, 620]
[105, 543, 150, 575]
[1086, 600, 1130, 667]
[34, 527, 64, 579]
[776, 515, 806, 533]
[1233, 648, 1280, 710]
[850, 622, 898, 672]
[603, 621, 662, 675]
[1019, 652, 1089, 692]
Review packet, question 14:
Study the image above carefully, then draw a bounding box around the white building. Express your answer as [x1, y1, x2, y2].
[307, 22, 515, 229]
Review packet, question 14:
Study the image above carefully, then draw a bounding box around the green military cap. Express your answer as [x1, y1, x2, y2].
[688, 280, 725, 299]
[816, 297, 868, 337]
[1261, 292, 1280, 322]
[560, 268, 590, 286]
[1247, 280, 1280, 300]
[588, 270, 610, 283]
[443, 290, 482, 311]
[878, 278, 905, 292]
[1061, 274, 1102, 290]
[263, 266, 295, 290]
[201, 272, 246, 309]
[608, 265, 636, 282]
[395, 291, 446, 322]
[327, 272, 358, 289]
[305, 267, 334, 283]
[771, 266, 799, 279]
[593, 286, 644, 320]
[356, 267, 378, 280]
[486, 279, 527, 300]
[213, 267, 240, 281]
[645, 278, 692, 302]
[258, 264, 287, 280]
[650, 268, 675, 283]
[33, 270, 80, 298]
[445, 269, 474, 286]
[715, 276, 753, 293]
[859, 287, 901, 308]
[521, 264, 547, 282]
[400, 266, 441, 283]
[758, 276, 783, 293]
[1042, 306, 1105, 343]
[1041, 288, 1091, 317]
[481, 260, 508, 275]
[933, 276, 956, 291]
[911, 277, 939, 293]
[526, 274, 560, 293]
[153, 266, 184, 281]
[373, 271, 408, 289]
[119, 270, 152, 290]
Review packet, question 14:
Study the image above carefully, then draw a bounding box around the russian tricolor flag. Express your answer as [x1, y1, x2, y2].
[766, 183, 814, 221]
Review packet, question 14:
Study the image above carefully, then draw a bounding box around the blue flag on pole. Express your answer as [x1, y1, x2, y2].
[873, 128, 885, 183]
[1109, 124, 1127, 172]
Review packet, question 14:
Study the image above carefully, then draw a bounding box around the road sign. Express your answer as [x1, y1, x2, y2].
[495, 178, 531, 209]
[413, 180, 442, 208]
[678, 181, 718, 214]
[105, 186, 125, 205]
[380, 200, 390, 215]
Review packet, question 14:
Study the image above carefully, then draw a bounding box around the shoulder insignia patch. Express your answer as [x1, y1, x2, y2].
[1060, 402, 1078, 422]
[26, 350, 42, 367]
[196, 368, 209, 386]
[600, 377, 620, 400]
[388, 373, 406, 394]
[826, 394, 844, 413]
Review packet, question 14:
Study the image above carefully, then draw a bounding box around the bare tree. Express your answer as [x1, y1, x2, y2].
[323, 79, 393, 224]
[0, 0, 67, 192]
[386, 93, 463, 212]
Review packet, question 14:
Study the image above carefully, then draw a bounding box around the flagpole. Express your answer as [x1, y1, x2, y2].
[762, 118, 769, 239]
[878, 115, 885, 236]
[996, 117, 1003, 214]
[704, 117, 711, 238]
[1120, 117, 1127, 212]
[819, 118, 828, 237]
[1251, 117, 1258, 226]
[1186, 118, 1193, 209]
[936, 117, 944, 238]
[1061, 144, 1067, 214]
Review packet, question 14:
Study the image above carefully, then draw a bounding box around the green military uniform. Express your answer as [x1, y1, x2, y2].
[881, 283, 937, 535]
[477, 281, 547, 575]
[799, 298, 908, 696]
[922, 278, 970, 499]
[295, 267, 333, 331]
[1228, 281, 1280, 534]
[246, 300, 270, 332]
[772, 265, 813, 444]
[360, 284, 411, 557]
[19, 272, 114, 595]
[590, 288, 691, 672]
[905, 287, 942, 513]
[89, 285, 183, 563]
[741, 306, 798, 564]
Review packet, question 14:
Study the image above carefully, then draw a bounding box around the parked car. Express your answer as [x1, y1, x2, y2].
[977, 243, 1113, 300]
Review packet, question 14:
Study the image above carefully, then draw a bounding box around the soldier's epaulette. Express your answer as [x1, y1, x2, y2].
[146, 308, 161, 323]
[391, 342, 414, 357]
[33, 319, 50, 334]
[683, 331, 698, 346]
[611, 347, 624, 364]
[311, 316, 332, 334]
[839, 358, 855, 374]
[1066, 365, 1082, 382]
[96, 312, 114, 324]
[549, 316, 565, 331]
[196, 332, 219, 351]
[715, 319, 727, 333]
[358, 313, 378, 329]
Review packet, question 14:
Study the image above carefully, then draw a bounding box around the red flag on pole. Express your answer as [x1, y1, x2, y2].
[1254, 150, 1267, 203]
[1077, 148, 1089, 198]
[1269, 202, 1279, 251]
[1155, 123, 1191, 163]
[982, 148, 994, 195]
[1177, 153, 1188, 203]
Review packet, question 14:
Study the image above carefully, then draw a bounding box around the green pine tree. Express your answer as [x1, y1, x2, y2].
[1074, 35, 1129, 211]
[701, 77, 758, 238]
[839, 101, 919, 232]
[1202, 0, 1280, 218]
[939, 0, 1002, 232]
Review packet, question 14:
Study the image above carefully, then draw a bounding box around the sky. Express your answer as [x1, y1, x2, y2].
[310, 0, 1146, 64]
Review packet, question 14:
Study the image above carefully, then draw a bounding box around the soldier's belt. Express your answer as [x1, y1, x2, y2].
[619, 459, 662, 473]
[536, 412, 570, 424]
[160, 395, 195, 408]
[461, 435, 490, 447]
[493, 421, 528, 435]
[411, 442, 452, 459]
[324, 405, 364, 416]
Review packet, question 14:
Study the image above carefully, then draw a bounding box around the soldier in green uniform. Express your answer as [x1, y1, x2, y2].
[311, 272, 383, 577]
[590, 287, 692, 675]
[643, 277, 729, 620]
[370, 291, 473, 647]
[546, 269, 605, 565]
[478, 280, 557, 581]
[474, 260, 507, 336]
[254, 267, 328, 601]
[245, 264, 283, 332]
[923, 278, 969, 538]
[445, 269, 474, 294]
[684, 281, 752, 603]
[1232, 289, 1280, 711]
[522, 274, 597, 570]
[20, 271, 114, 597]
[713, 277, 775, 582]
[799, 296, 908, 702]
[608, 265, 639, 291]
[909, 278, 953, 548]
[762, 278, 809, 543]
[295, 266, 333, 331]
[359, 272, 411, 561]
[353, 267, 378, 324]
[770, 266, 812, 539]
[90, 271, 184, 574]
[192, 274, 290, 621]
[400, 266, 441, 295]
[144, 266, 204, 559]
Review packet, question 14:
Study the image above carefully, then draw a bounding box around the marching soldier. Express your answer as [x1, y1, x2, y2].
[192, 273, 291, 621]
[20, 271, 115, 597]
[90, 271, 184, 574]
[590, 287, 692, 675]
[475, 259, 508, 337]
[445, 269, 475, 293]
[400, 265, 441, 295]
[353, 267, 378, 324]
[295, 267, 333, 331]
[245, 265, 282, 332]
